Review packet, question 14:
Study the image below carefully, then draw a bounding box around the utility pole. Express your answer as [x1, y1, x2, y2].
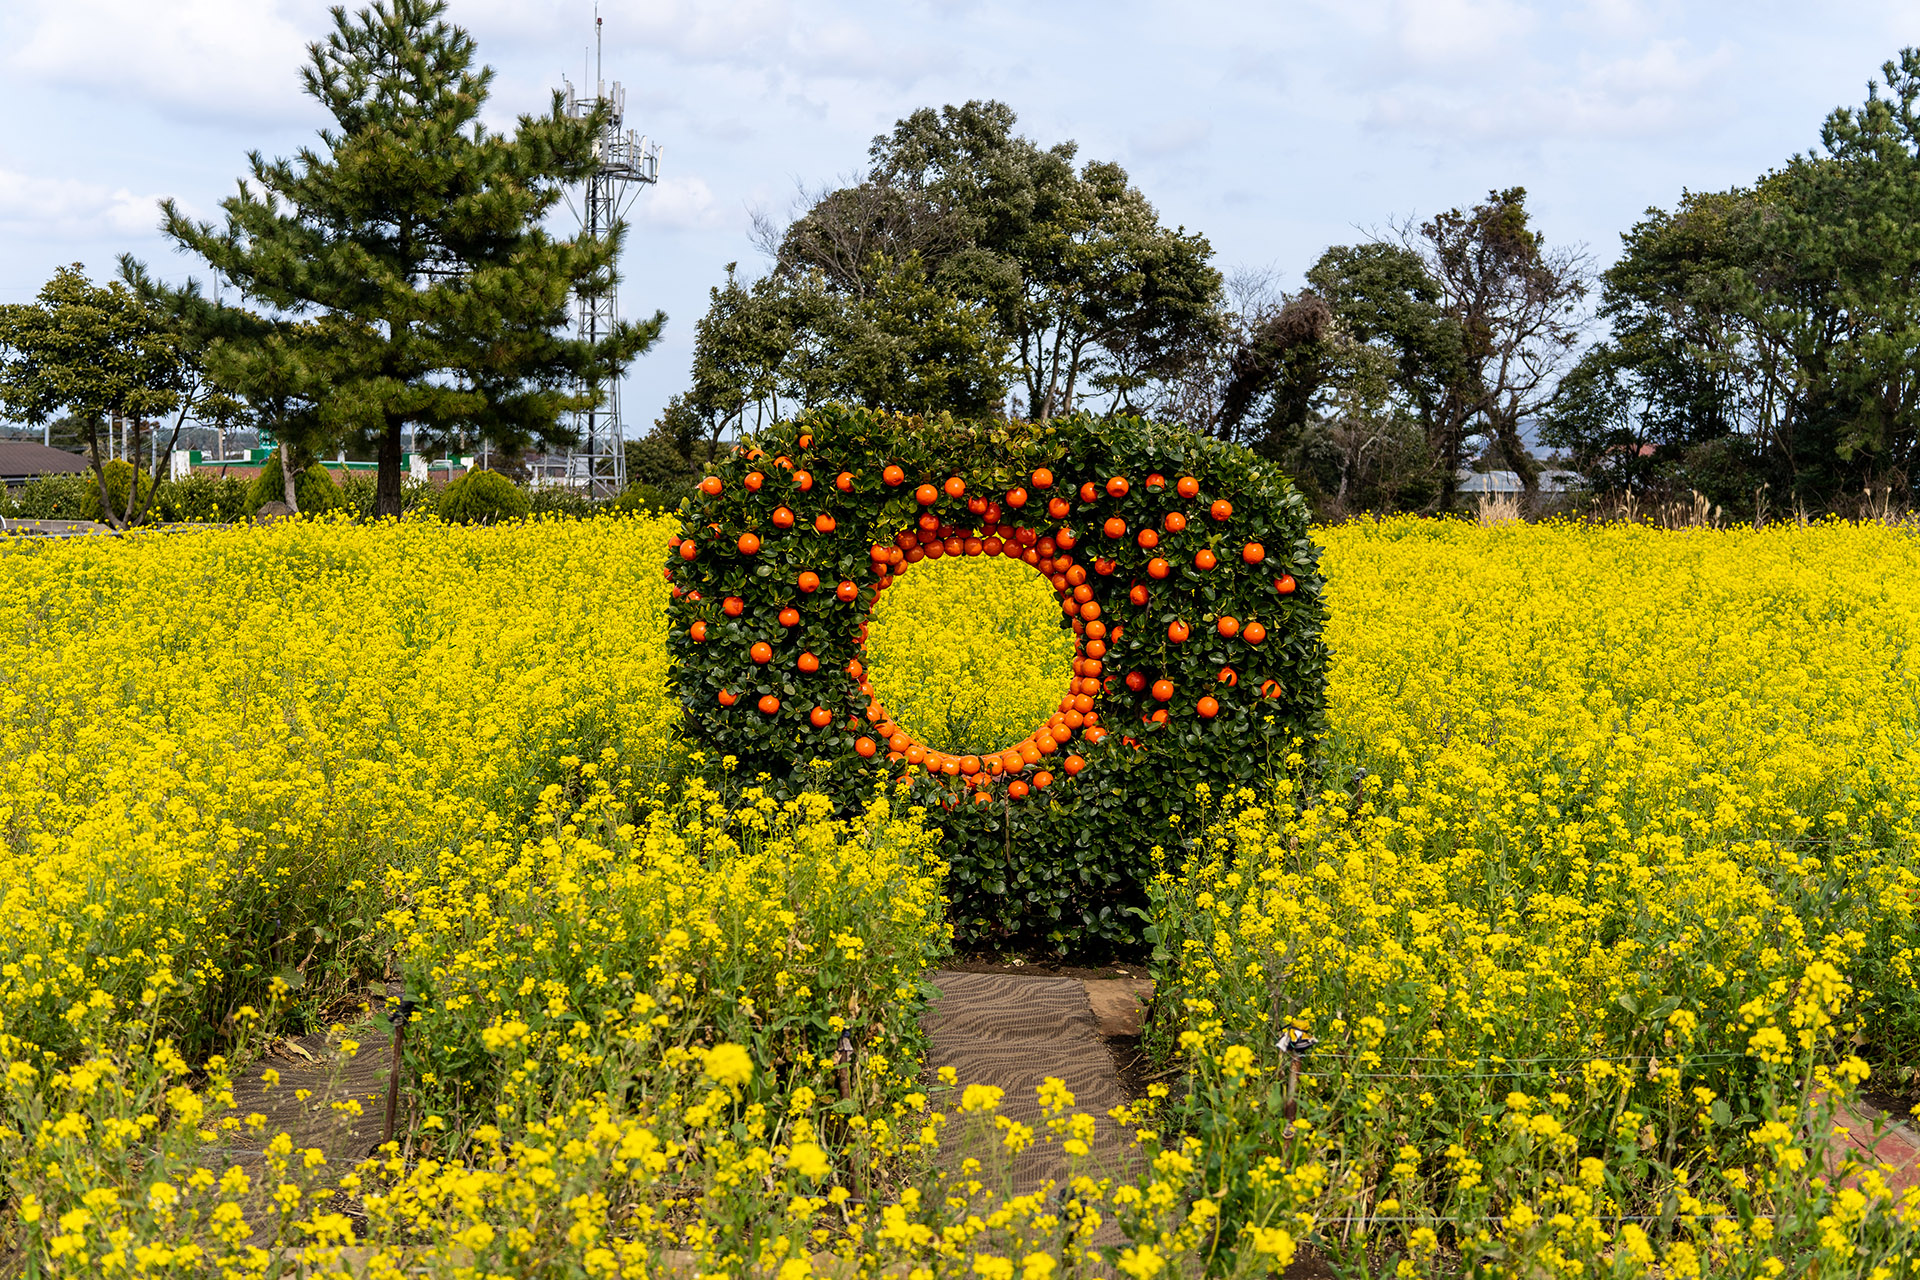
[559, 7, 660, 501]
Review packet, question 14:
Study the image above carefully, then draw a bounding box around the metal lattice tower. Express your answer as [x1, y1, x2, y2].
[561, 13, 660, 499]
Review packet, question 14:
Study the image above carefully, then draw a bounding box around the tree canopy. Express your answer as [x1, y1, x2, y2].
[156, 0, 662, 516]
[687, 101, 1221, 435]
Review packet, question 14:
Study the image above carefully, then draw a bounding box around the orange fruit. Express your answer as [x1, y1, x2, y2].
[1218, 666, 1239, 686]
[1063, 753, 1086, 775]
[1243, 621, 1266, 644]
[1164, 511, 1187, 533]
[1106, 476, 1129, 497]
[1126, 671, 1147, 692]
[758, 694, 781, 714]
[815, 513, 836, 533]
[750, 642, 773, 663]
[944, 476, 966, 499]
[890, 732, 911, 752]
[916, 483, 938, 505]
[1210, 499, 1232, 521]
[690, 620, 708, 642]
[798, 651, 819, 673]
[779, 607, 800, 627]
[1080, 481, 1100, 503]
[1006, 486, 1028, 508]
[1019, 742, 1041, 764]
[836, 580, 858, 602]
[1177, 476, 1199, 498]
[718, 688, 737, 706]
[810, 706, 832, 727]
[1150, 709, 1168, 724]
[797, 571, 820, 593]
[1217, 615, 1239, 638]
[1242, 542, 1264, 564]
[700, 476, 722, 495]
[1197, 696, 1219, 718]
[745, 471, 765, 491]
[1086, 639, 1107, 658]
[1147, 557, 1170, 579]
[793, 470, 813, 491]
[1274, 574, 1297, 595]
[1085, 726, 1108, 744]
[1194, 548, 1217, 571]
[883, 464, 905, 486]
[1145, 473, 1166, 489]
[1009, 780, 1030, 798]
[964, 538, 983, 556]
[772, 506, 795, 528]
[798, 434, 813, 449]
[1056, 528, 1078, 550]
[836, 471, 854, 491]
[723, 596, 744, 616]
[738, 532, 761, 555]
[856, 736, 878, 757]
[1073, 583, 1093, 603]
[1129, 583, 1149, 606]
[1033, 770, 1054, 789]
[905, 745, 927, 765]
[961, 755, 982, 775]
[1151, 678, 1174, 701]
[1168, 619, 1190, 643]
[1048, 497, 1071, 519]
[678, 541, 697, 561]
[1080, 600, 1102, 620]
[775, 456, 793, 470]
[1137, 528, 1159, 549]
[1032, 468, 1054, 488]
[1104, 516, 1127, 538]
[941, 757, 961, 776]
[1260, 679, 1283, 698]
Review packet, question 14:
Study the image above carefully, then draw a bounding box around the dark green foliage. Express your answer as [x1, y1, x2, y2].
[437, 468, 532, 524]
[157, 0, 663, 518]
[154, 473, 250, 524]
[244, 452, 345, 517]
[665, 405, 1326, 952]
[7, 473, 94, 520]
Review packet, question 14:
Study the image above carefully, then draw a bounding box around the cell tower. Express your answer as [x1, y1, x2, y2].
[561, 9, 661, 499]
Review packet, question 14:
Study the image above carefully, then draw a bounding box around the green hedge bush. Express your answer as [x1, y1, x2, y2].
[438, 468, 532, 524]
[244, 452, 346, 517]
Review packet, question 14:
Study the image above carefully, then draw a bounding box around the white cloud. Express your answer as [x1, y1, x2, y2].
[1365, 36, 1732, 140]
[0, 168, 165, 239]
[1131, 118, 1212, 158]
[631, 174, 728, 231]
[3, 0, 323, 122]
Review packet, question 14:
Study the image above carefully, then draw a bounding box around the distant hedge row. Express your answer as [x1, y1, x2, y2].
[1, 465, 667, 526]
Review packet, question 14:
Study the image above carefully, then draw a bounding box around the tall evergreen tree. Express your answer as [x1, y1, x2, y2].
[157, 0, 661, 516]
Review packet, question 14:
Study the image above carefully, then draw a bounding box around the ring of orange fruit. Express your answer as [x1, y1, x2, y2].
[664, 408, 1322, 941]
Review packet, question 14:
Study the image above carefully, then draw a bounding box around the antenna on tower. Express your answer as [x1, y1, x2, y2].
[559, 5, 662, 501]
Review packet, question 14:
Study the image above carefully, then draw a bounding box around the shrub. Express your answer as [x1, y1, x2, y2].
[10, 472, 94, 519]
[244, 452, 346, 517]
[340, 472, 437, 520]
[154, 472, 250, 524]
[79, 459, 158, 524]
[438, 467, 532, 524]
[529, 484, 597, 519]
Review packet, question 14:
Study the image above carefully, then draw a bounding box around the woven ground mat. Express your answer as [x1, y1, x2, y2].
[921, 969, 1139, 1195]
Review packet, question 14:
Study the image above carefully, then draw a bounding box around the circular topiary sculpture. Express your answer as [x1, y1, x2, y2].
[666, 407, 1327, 948]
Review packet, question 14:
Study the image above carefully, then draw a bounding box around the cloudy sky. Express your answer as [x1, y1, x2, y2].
[2, 0, 1914, 434]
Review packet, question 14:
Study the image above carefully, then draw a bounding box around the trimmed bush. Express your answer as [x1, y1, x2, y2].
[244, 452, 345, 517]
[7, 473, 95, 520]
[79, 460, 158, 524]
[155, 473, 250, 524]
[438, 467, 531, 525]
[665, 406, 1328, 950]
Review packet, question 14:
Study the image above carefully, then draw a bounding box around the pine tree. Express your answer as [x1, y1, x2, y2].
[159, 0, 661, 516]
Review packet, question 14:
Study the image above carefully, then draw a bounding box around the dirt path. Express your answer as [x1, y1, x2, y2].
[919, 970, 1153, 1193]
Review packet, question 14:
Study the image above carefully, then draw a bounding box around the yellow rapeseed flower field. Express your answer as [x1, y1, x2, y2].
[3, 513, 1920, 1278]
